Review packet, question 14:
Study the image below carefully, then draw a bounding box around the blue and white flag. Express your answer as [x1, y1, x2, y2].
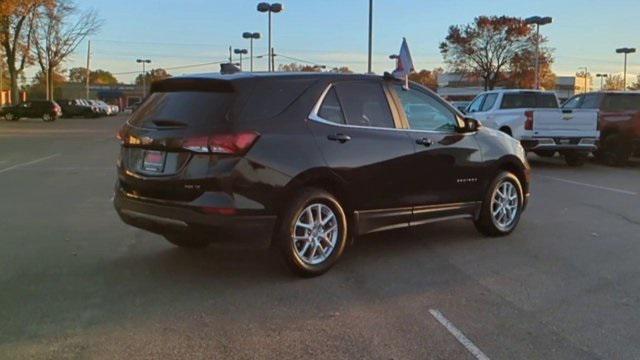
[392, 38, 415, 82]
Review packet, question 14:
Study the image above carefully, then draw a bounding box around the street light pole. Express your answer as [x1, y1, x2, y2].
[525, 16, 552, 90]
[596, 73, 608, 90]
[242, 32, 261, 72]
[368, 0, 373, 74]
[616, 47, 636, 90]
[136, 58, 151, 98]
[578, 67, 589, 93]
[234, 49, 248, 71]
[258, 3, 283, 72]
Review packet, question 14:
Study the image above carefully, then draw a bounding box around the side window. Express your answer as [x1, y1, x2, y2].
[467, 95, 485, 113]
[580, 94, 600, 109]
[481, 93, 498, 111]
[563, 95, 582, 109]
[394, 85, 458, 132]
[333, 81, 395, 128]
[317, 87, 345, 124]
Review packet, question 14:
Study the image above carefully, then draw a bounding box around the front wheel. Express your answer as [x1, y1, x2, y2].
[4, 113, 18, 121]
[275, 188, 348, 277]
[42, 113, 55, 122]
[474, 172, 524, 237]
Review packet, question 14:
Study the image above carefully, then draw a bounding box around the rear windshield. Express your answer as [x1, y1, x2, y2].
[500, 93, 558, 109]
[128, 91, 235, 129]
[602, 94, 640, 111]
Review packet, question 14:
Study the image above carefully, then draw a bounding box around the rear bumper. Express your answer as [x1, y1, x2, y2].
[521, 137, 597, 152]
[113, 185, 277, 248]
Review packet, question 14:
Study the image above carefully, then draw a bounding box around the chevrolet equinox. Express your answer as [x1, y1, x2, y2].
[114, 72, 530, 277]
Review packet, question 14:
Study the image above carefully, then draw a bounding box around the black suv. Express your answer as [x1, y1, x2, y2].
[1, 100, 62, 122]
[57, 99, 99, 118]
[114, 73, 530, 276]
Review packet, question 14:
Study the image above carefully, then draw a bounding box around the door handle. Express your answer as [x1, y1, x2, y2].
[416, 137, 433, 147]
[327, 133, 351, 143]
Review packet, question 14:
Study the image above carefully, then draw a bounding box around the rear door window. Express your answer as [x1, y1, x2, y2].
[602, 94, 640, 111]
[563, 95, 583, 109]
[333, 81, 395, 128]
[501, 93, 559, 109]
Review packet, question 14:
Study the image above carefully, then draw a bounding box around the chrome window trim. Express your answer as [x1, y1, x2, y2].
[308, 83, 463, 135]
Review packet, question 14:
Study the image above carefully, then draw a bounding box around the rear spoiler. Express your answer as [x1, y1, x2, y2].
[150, 78, 235, 93]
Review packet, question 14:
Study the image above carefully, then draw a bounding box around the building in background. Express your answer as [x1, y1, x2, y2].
[437, 72, 590, 103]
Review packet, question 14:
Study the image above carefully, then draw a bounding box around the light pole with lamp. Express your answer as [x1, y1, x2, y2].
[524, 16, 552, 90]
[596, 73, 608, 90]
[615, 47, 636, 90]
[234, 49, 248, 70]
[242, 32, 261, 72]
[136, 58, 152, 98]
[578, 66, 589, 93]
[257, 2, 283, 72]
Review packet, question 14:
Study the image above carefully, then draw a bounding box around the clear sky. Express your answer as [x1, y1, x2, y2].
[47, 0, 640, 84]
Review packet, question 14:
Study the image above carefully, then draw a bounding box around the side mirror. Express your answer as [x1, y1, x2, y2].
[460, 117, 481, 132]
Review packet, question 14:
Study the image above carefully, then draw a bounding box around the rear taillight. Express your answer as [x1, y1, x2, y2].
[524, 110, 534, 130]
[183, 131, 260, 155]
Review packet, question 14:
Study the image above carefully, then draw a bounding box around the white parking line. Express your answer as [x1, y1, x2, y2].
[0, 154, 61, 175]
[429, 309, 490, 360]
[540, 176, 638, 196]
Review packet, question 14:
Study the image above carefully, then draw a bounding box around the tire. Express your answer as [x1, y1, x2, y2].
[274, 188, 348, 277]
[164, 234, 210, 249]
[4, 113, 17, 121]
[474, 171, 524, 237]
[534, 150, 556, 158]
[42, 113, 53, 122]
[597, 133, 631, 166]
[564, 151, 587, 167]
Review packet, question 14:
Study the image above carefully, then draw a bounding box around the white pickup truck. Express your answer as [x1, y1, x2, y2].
[465, 89, 599, 166]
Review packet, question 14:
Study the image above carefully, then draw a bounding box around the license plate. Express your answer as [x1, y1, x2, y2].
[142, 150, 166, 172]
[558, 139, 571, 145]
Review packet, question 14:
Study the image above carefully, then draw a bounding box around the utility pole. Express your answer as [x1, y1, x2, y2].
[271, 47, 275, 72]
[368, 0, 373, 74]
[525, 16, 552, 89]
[85, 40, 91, 99]
[228, 46, 233, 63]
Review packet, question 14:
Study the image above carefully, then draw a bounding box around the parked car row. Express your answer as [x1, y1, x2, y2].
[462, 90, 640, 166]
[0, 99, 121, 122]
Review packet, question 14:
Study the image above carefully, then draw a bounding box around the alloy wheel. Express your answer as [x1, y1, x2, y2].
[292, 203, 339, 265]
[491, 181, 519, 230]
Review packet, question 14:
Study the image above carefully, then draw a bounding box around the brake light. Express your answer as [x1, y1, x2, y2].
[183, 131, 260, 155]
[524, 110, 534, 130]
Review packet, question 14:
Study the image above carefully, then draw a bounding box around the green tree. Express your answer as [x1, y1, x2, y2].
[135, 68, 171, 87]
[440, 16, 552, 90]
[68, 67, 118, 85]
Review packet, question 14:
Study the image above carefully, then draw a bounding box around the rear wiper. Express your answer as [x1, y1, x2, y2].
[150, 119, 188, 128]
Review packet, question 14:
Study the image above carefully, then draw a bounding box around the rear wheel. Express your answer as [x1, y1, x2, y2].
[164, 234, 210, 249]
[275, 188, 348, 277]
[474, 172, 523, 237]
[4, 113, 17, 121]
[563, 151, 587, 167]
[42, 113, 53, 122]
[597, 133, 631, 166]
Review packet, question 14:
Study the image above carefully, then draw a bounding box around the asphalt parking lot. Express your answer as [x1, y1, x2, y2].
[1, 116, 639, 359]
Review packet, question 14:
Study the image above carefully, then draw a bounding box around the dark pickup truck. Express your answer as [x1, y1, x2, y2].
[563, 91, 640, 165]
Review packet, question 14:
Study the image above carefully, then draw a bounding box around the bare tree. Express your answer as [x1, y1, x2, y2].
[0, 0, 44, 104]
[32, 0, 101, 99]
